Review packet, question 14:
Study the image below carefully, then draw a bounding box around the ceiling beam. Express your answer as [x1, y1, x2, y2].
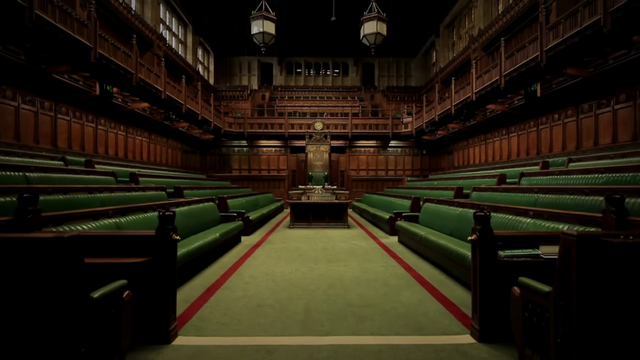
[563, 67, 592, 77]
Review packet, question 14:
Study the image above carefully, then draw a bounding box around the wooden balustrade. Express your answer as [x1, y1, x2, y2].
[453, 70, 472, 105]
[546, 0, 602, 48]
[476, 47, 501, 91]
[98, 32, 134, 70]
[35, 0, 90, 43]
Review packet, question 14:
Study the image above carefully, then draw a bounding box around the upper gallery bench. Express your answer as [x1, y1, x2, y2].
[0, 185, 167, 217]
[217, 192, 285, 235]
[405, 174, 507, 197]
[469, 185, 640, 216]
[427, 161, 549, 185]
[518, 164, 640, 186]
[383, 186, 464, 201]
[352, 192, 421, 235]
[86, 159, 206, 183]
[565, 149, 640, 168]
[173, 186, 253, 199]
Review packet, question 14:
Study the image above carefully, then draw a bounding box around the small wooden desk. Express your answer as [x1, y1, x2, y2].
[287, 200, 351, 228]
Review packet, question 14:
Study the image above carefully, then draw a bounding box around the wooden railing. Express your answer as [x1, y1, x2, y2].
[35, 0, 90, 43]
[453, 70, 472, 105]
[98, 31, 134, 70]
[476, 46, 501, 91]
[546, 0, 602, 48]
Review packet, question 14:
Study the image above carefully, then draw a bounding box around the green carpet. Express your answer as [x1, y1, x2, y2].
[179, 215, 467, 337]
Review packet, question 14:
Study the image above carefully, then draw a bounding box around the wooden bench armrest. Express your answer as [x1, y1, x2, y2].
[354, 198, 362, 202]
[393, 211, 410, 218]
[402, 213, 420, 223]
[275, 198, 283, 202]
[220, 213, 240, 223]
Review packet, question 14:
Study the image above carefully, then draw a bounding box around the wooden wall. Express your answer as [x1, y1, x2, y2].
[347, 148, 427, 177]
[446, 89, 640, 169]
[0, 86, 200, 169]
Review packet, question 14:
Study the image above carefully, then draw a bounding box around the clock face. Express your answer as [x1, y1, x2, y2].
[314, 121, 323, 130]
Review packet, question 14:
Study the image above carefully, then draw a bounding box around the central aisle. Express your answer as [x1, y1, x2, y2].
[180, 214, 467, 337]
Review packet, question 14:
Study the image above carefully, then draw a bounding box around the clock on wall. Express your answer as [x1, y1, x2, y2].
[313, 121, 324, 131]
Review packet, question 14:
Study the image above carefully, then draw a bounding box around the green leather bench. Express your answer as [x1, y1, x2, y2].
[0, 172, 117, 186]
[173, 186, 252, 199]
[396, 203, 598, 286]
[0, 191, 169, 217]
[95, 165, 207, 183]
[383, 186, 463, 202]
[405, 174, 506, 197]
[49, 202, 243, 269]
[352, 193, 421, 235]
[217, 192, 285, 235]
[518, 165, 640, 186]
[567, 156, 640, 169]
[0, 156, 65, 167]
[64, 156, 87, 167]
[469, 186, 640, 217]
[428, 166, 542, 185]
[130, 173, 230, 195]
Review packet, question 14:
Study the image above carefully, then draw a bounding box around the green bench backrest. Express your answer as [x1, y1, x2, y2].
[65, 156, 86, 167]
[568, 157, 640, 169]
[408, 178, 497, 191]
[0, 192, 168, 217]
[428, 166, 538, 180]
[361, 194, 411, 214]
[470, 192, 606, 214]
[97, 165, 207, 181]
[138, 178, 230, 189]
[182, 188, 253, 199]
[227, 194, 276, 214]
[419, 203, 598, 242]
[0, 156, 65, 167]
[384, 188, 455, 201]
[520, 173, 640, 186]
[0, 172, 28, 185]
[627, 198, 640, 217]
[548, 157, 568, 168]
[49, 202, 221, 240]
[25, 173, 117, 186]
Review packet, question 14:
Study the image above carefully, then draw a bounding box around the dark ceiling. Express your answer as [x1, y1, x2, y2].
[179, 0, 456, 58]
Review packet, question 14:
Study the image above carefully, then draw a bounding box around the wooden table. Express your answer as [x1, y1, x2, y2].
[287, 200, 351, 228]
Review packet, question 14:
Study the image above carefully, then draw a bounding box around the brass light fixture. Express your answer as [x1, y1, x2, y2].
[250, 0, 277, 54]
[360, 0, 388, 55]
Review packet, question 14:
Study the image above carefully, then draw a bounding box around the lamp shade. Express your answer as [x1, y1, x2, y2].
[360, 0, 387, 54]
[250, 1, 277, 54]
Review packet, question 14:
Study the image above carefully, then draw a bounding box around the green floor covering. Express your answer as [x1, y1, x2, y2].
[128, 211, 517, 360]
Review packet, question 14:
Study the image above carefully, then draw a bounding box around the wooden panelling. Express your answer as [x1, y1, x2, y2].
[0, 86, 197, 169]
[447, 90, 639, 170]
[347, 148, 424, 177]
[348, 176, 404, 200]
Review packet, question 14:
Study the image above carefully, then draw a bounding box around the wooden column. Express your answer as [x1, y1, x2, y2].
[285, 111, 289, 138]
[181, 75, 186, 113]
[25, 0, 34, 26]
[435, 83, 439, 121]
[602, 0, 611, 30]
[389, 113, 393, 138]
[422, 94, 426, 129]
[197, 82, 202, 120]
[348, 110, 352, 139]
[471, 60, 477, 100]
[132, 35, 139, 85]
[161, 58, 166, 100]
[539, 1, 547, 65]
[499, 38, 505, 88]
[89, 0, 98, 62]
[451, 77, 456, 116]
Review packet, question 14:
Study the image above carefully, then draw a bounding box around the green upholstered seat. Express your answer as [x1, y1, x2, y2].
[137, 178, 229, 190]
[427, 166, 539, 183]
[308, 172, 327, 186]
[396, 203, 597, 285]
[0, 156, 65, 167]
[470, 192, 538, 208]
[224, 193, 284, 234]
[407, 178, 499, 196]
[469, 192, 611, 214]
[182, 188, 252, 199]
[0, 172, 28, 185]
[520, 173, 640, 186]
[64, 156, 86, 167]
[548, 157, 568, 168]
[383, 188, 456, 201]
[352, 194, 413, 234]
[26, 173, 117, 186]
[48, 202, 242, 268]
[568, 157, 640, 169]
[97, 165, 207, 182]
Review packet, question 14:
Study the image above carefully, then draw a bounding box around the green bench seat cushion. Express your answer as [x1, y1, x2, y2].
[428, 166, 538, 181]
[26, 173, 117, 186]
[97, 165, 207, 181]
[0, 172, 28, 185]
[177, 221, 243, 268]
[470, 192, 538, 207]
[569, 157, 640, 169]
[360, 194, 411, 214]
[0, 156, 65, 167]
[65, 156, 86, 167]
[470, 192, 610, 214]
[520, 173, 640, 186]
[407, 178, 498, 191]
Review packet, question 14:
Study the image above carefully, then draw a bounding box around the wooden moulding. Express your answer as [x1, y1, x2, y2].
[172, 186, 247, 198]
[85, 158, 205, 176]
[565, 149, 640, 167]
[385, 186, 465, 199]
[0, 185, 167, 196]
[0, 162, 118, 181]
[0, 148, 69, 166]
[518, 164, 640, 184]
[406, 173, 508, 186]
[428, 160, 550, 177]
[0, 195, 216, 232]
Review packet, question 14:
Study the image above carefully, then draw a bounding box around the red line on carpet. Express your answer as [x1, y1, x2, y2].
[177, 213, 290, 331]
[348, 214, 472, 330]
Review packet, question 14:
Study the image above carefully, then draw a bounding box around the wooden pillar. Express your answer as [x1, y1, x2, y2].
[602, 0, 611, 30]
[412, 103, 416, 136]
[161, 58, 166, 100]
[197, 82, 202, 120]
[285, 111, 289, 138]
[181, 75, 186, 113]
[348, 110, 352, 139]
[451, 77, 456, 116]
[435, 83, 440, 121]
[132, 35, 139, 85]
[389, 113, 393, 138]
[499, 38, 505, 88]
[89, 0, 98, 62]
[422, 94, 426, 129]
[539, 1, 547, 65]
[471, 60, 477, 100]
[25, 0, 34, 26]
